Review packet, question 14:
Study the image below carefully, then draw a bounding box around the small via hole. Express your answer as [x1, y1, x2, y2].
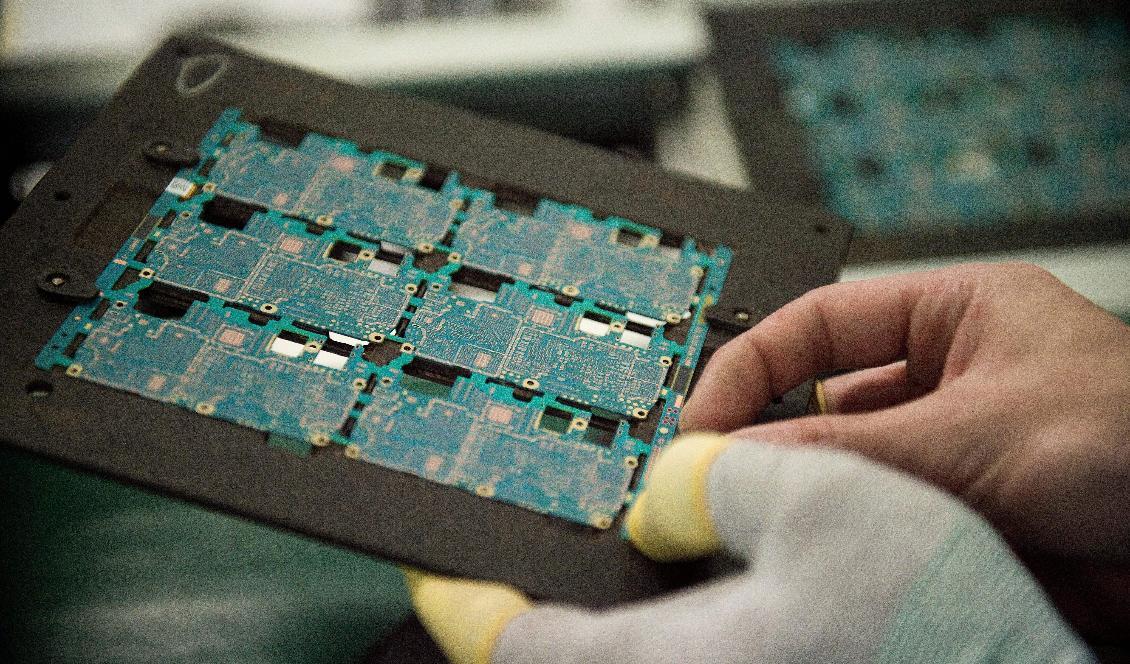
[26, 380, 53, 398]
[54, 190, 71, 201]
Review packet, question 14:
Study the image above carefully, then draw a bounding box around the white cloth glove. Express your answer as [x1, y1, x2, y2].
[407, 434, 1093, 664]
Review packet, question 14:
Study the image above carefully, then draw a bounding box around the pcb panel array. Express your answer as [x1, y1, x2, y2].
[37, 109, 731, 528]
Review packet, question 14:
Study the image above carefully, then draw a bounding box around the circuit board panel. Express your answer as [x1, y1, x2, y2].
[142, 206, 416, 340]
[36, 108, 731, 530]
[203, 123, 457, 248]
[453, 200, 704, 321]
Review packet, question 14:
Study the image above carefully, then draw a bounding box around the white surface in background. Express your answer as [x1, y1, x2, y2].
[230, 4, 707, 83]
[2, 0, 369, 59]
[1, 1, 708, 85]
[656, 70, 750, 190]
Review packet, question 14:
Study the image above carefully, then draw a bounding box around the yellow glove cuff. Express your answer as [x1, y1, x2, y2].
[625, 432, 733, 562]
[403, 568, 533, 664]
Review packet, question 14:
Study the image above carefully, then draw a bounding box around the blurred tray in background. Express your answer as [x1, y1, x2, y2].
[708, 0, 1129, 264]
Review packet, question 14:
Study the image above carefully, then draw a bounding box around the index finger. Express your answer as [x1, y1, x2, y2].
[681, 267, 976, 433]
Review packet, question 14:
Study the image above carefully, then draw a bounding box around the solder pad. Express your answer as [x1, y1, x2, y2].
[35, 109, 731, 529]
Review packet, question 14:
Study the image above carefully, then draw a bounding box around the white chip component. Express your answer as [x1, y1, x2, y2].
[328, 331, 368, 346]
[451, 282, 497, 303]
[381, 241, 409, 256]
[625, 311, 663, 328]
[268, 336, 304, 358]
[576, 317, 611, 337]
[369, 258, 400, 276]
[313, 350, 349, 370]
[620, 329, 651, 349]
[164, 177, 196, 199]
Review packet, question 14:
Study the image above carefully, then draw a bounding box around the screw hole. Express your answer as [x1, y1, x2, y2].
[46, 272, 69, 287]
[855, 156, 885, 180]
[26, 380, 53, 398]
[830, 91, 858, 116]
[813, 224, 828, 235]
[53, 190, 71, 201]
[176, 53, 229, 97]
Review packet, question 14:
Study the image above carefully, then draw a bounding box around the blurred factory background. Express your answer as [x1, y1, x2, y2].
[2, 0, 1127, 315]
[1, 1, 708, 212]
[1, 1, 1127, 661]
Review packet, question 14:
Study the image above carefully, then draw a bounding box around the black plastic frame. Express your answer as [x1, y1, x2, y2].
[0, 37, 849, 605]
[708, 0, 1129, 264]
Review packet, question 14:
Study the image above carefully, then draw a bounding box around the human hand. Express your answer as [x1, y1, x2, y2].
[681, 263, 1130, 638]
[406, 433, 1090, 664]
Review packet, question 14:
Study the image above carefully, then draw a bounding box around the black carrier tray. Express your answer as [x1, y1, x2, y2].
[0, 37, 849, 604]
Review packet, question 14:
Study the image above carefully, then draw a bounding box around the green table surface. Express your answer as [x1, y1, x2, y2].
[0, 447, 413, 663]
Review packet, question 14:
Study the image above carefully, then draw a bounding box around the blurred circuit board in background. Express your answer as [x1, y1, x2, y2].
[772, 15, 1129, 238]
[709, 1, 1130, 262]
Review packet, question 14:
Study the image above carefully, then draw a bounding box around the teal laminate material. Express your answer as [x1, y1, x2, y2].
[0, 448, 412, 663]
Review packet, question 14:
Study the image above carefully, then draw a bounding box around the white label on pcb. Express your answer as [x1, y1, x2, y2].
[368, 259, 399, 276]
[313, 350, 349, 370]
[381, 241, 409, 256]
[625, 311, 663, 328]
[576, 317, 610, 337]
[164, 177, 195, 198]
[269, 337, 304, 358]
[451, 282, 497, 303]
[328, 331, 367, 346]
[620, 329, 651, 349]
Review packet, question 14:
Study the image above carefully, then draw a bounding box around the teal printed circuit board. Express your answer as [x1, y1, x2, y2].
[773, 15, 1130, 236]
[36, 109, 731, 530]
